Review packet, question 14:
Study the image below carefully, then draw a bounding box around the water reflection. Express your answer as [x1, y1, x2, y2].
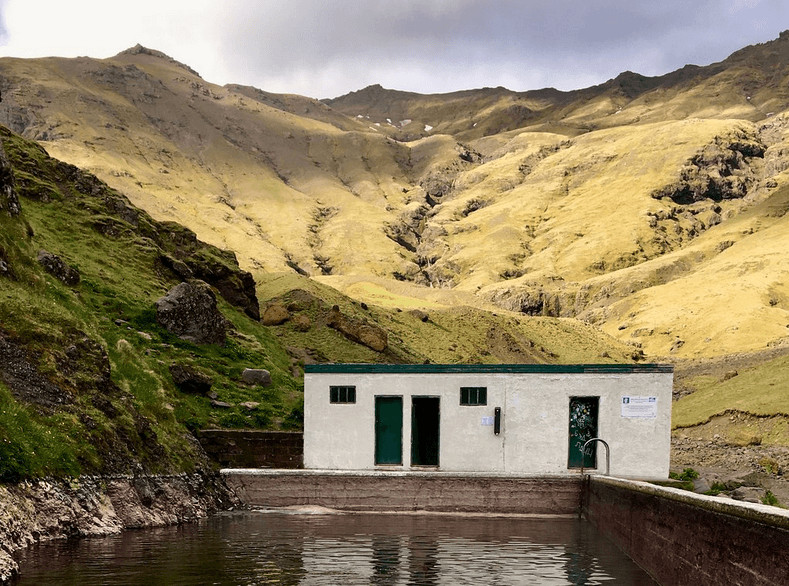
[13, 512, 657, 585]
[372, 535, 402, 585]
[407, 535, 439, 586]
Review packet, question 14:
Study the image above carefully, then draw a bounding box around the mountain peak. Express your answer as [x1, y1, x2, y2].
[116, 44, 201, 78]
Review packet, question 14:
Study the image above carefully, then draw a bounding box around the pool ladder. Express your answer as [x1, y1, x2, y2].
[580, 438, 610, 477]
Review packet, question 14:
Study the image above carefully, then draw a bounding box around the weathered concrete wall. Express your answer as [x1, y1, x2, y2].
[222, 469, 582, 515]
[197, 430, 303, 469]
[584, 476, 789, 586]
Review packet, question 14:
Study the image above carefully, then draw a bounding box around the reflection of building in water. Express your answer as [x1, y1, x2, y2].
[290, 515, 651, 585]
[371, 535, 402, 585]
[300, 536, 375, 584]
[406, 536, 440, 586]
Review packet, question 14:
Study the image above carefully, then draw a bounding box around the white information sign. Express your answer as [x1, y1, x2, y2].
[481, 416, 494, 426]
[621, 396, 658, 418]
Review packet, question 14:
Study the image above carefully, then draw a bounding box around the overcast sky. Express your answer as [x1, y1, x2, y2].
[1, 0, 787, 99]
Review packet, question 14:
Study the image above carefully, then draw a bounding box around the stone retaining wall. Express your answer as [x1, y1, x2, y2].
[222, 469, 582, 515]
[584, 476, 789, 586]
[197, 430, 303, 469]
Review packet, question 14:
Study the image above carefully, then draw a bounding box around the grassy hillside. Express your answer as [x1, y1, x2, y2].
[0, 125, 639, 481]
[2, 38, 789, 362]
[2, 33, 789, 482]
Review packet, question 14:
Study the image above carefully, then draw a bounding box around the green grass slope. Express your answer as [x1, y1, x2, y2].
[0, 125, 303, 479]
[0, 125, 639, 481]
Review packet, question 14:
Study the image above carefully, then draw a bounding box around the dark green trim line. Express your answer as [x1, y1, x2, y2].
[305, 363, 673, 374]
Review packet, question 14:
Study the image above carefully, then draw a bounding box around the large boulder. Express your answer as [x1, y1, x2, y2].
[262, 303, 289, 326]
[155, 281, 227, 345]
[241, 368, 272, 387]
[327, 306, 388, 352]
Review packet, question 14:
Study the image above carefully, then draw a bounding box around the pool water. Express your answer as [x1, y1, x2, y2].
[13, 511, 658, 585]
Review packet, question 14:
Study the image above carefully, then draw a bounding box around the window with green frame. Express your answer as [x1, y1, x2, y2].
[460, 386, 487, 405]
[330, 385, 356, 404]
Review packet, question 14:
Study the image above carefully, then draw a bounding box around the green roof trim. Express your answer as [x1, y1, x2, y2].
[304, 363, 673, 374]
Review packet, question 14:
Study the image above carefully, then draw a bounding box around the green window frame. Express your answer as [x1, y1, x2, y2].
[460, 386, 487, 406]
[330, 385, 356, 404]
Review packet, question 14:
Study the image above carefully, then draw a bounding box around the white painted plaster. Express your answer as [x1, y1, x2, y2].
[304, 368, 672, 480]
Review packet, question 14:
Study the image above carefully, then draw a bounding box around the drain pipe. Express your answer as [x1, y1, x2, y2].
[580, 438, 610, 477]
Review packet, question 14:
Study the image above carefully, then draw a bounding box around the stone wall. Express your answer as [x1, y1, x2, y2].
[197, 430, 303, 469]
[584, 476, 789, 586]
[223, 469, 582, 514]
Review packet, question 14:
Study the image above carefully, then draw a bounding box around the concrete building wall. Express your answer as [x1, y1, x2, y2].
[304, 365, 672, 480]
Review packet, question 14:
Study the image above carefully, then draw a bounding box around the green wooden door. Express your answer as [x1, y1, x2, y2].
[568, 397, 598, 468]
[375, 396, 403, 465]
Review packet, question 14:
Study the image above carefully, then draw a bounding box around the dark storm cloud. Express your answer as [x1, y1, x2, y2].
[208, 0, 789, 98]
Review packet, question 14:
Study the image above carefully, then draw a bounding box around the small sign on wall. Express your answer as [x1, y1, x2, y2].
[621, 396, 658, 418]
[481, 416, 494, 426]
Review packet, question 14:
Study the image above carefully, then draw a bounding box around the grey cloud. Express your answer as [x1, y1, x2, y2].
[210, 0, 788, 97]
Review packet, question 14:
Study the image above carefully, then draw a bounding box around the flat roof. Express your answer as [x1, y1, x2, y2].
[304, 363, 673, 374]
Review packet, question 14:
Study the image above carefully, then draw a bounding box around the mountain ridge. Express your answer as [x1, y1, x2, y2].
[1, 33, 788, 363]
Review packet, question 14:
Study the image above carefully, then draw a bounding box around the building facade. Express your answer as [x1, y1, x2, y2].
[303, 364, 673, 480]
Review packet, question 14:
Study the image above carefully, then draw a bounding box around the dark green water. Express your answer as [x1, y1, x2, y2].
[13, 511, 658, 585]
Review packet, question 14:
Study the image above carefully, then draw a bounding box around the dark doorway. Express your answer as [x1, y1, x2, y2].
[375, 396, 403, 465]
[411, 397, 440, 467]
[568, 397, 599, 468]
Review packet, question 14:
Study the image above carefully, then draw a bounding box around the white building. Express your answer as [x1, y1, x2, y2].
[303, 364, 673, 480]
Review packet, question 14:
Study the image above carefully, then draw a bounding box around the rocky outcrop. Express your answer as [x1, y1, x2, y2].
[292, 314, 311, 332]
[0, 139, 20, 217]
[0, 473, 237, 583]
[36, 250, 81, 286]
[184, 253, 260, 321]
[327, 305, 388, 352]
[169, 363, 213, 395]
[651, 131, 766, 204]
[0, 332, 72, 410]
[155, 281, 228, 345]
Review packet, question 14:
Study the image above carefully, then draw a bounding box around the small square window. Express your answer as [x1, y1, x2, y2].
[460, 386, 487, 405]
[330, 385, 356, 404]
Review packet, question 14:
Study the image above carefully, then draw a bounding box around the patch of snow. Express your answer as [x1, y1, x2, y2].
[473, 122, 477, 127]
[424, 125, 433, 132]
[399, 119, 412, 126]
[369, 126, 379, 131]
[375, 122, 381, 126]
[357, 114, 364, 118]
[386, 118, 392, 124]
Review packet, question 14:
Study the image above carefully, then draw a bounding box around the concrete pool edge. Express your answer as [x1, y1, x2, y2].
[222, 469, 584, 515]
[584, 476, 789, 586]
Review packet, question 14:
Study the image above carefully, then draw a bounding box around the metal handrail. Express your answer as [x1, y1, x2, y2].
[580, 438, 610, 476]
